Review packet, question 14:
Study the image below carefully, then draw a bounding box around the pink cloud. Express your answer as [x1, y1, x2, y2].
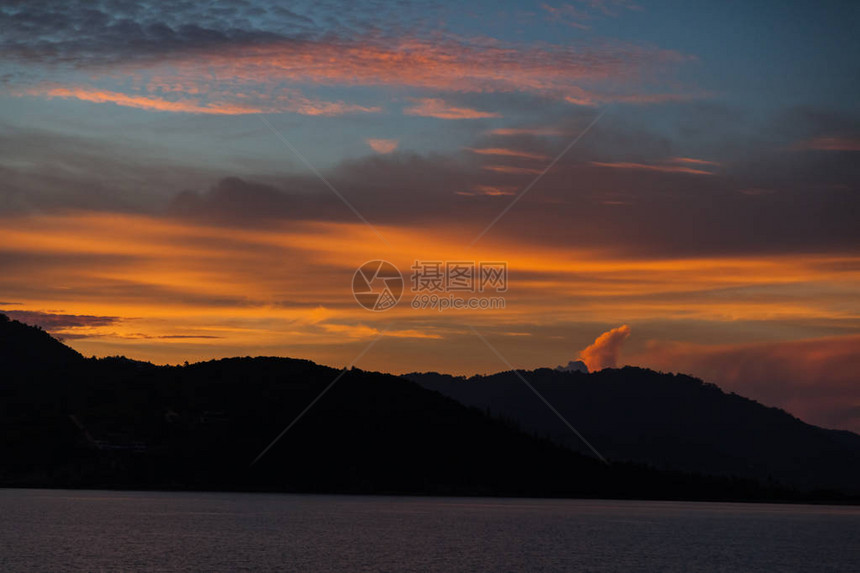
[670, 157, 721, 166]
[159, 35, 688, 95]
[29, 86, 381, 116]
[366, 139, 399, 154]
[403, 98, 500, 119]
[482, 165, 543, 175]
[19, 31, 698, 117]
[468, 147, 550, 161]
[590, 161, 714, 175]
[33, 87, 265, 115]
[472, 185, 518, 196]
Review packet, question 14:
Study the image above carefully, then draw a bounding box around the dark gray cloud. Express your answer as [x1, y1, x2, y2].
[0, 0, 315, 68]
[170, 175, 327, 222]
[166, 105, 859, 256]
[3, 104, 857, 257]
[0, 0, 440, 70]
[84, 332, 223, 340]
[0, 125, 224, 214]
[1, 310, 120, 329]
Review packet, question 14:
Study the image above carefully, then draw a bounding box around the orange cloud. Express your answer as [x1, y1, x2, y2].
[489, 127, 569, 136]
[320, 323, 442, 339]
[482, 165, 543, 174]
[578, 325, 631, 371]
[590, 161, 714, 175]
[366, 139, 399, 154]
[563, 93, 599, 106]
[403, 98, 500, 119]
[29, 86, 381, 116]
[468, 148, 550, 161]
[473, 185, 517, 196]
[456, 185, 519, 197]
[2, 212, 858, 376]
[670, 157, 720, 166]
[35, 87, 264, 115]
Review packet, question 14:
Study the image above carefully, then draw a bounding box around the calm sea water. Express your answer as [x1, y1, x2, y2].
[0, 489, 857, 572]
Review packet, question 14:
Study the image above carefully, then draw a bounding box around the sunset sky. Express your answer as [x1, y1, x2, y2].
[1, 1, 858, 431]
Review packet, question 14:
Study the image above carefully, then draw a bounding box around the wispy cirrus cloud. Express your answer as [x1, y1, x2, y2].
[467, 147, 550, 161]
[590, 161, 715, 175]
[32, 87, 264, 115]
[542, 3, 592, 30]
[482, 165, 543, 175]
[3, 0, 697, 117]
[124, 32, 689, 95]
[458, 185, 517, 197]
[794, 136, 860, 152]
[542, 0, 641, 29]
[488, 127, 570, 137]
[138, 35, 692, 109]
[27, 86, 381, 116]
[321, 323, 442, 340]
[403, 98, 501, 119]
[670, 157, 721, 166]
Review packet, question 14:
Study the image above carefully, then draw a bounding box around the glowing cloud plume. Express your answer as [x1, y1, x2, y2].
[578, 325, 631, 371]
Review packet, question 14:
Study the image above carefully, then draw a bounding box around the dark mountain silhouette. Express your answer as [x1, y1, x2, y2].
[405, 368, 860, 494]
[0, 313, 81, 370]
[0, 314, 854, 501]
